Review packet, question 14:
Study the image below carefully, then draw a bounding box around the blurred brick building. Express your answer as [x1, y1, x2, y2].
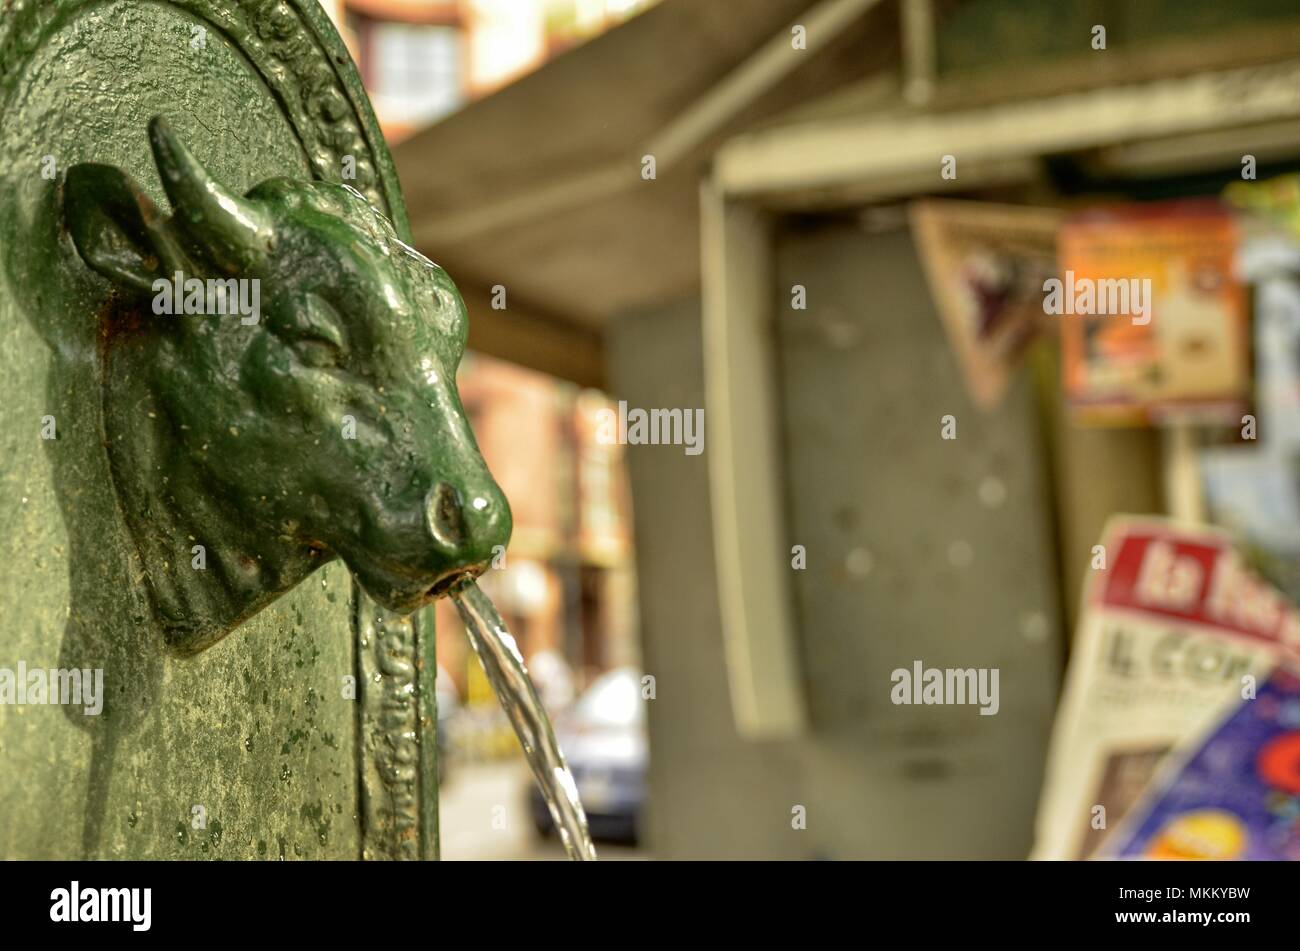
[434, 356, 638, 709]
[322, 0, 659, 141]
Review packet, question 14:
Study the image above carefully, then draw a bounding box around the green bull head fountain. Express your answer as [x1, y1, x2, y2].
[0, 0, 594, 861]
[66, 117, 512, 654]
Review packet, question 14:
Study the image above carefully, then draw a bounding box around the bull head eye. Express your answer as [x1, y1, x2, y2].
[292, 335, 344, 368]
[290, 294, 349, 368]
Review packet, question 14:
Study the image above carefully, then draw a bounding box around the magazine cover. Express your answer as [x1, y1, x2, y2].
[910, 200, 1060, 409]
[1104, 667, 1300, 860]
[1059, 202, 1249, 425]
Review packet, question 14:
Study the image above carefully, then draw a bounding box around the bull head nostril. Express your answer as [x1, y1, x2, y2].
[428, 567, 479, 600]
[427, 481, 466, 548]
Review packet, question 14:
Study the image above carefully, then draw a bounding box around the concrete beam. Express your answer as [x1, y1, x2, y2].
[715, 58, 1300, 197]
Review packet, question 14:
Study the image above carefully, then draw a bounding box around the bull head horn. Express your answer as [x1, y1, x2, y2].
[148, 116, 271, 273]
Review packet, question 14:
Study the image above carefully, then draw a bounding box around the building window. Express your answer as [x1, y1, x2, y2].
[365, 21, 464, 129]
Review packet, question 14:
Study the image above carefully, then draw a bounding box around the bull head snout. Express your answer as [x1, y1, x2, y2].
[424, 480, 511, 595]
[340, 470, 511, 614]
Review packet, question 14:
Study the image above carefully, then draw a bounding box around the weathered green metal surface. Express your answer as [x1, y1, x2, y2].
[0, 0, 504, 859]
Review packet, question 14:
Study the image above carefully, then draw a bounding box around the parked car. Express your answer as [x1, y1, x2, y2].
[529, 666, 647, 844]
[527, 648, 577, 712]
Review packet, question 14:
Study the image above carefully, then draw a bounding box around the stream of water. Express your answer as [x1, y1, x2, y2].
[451, 579, 598, 861]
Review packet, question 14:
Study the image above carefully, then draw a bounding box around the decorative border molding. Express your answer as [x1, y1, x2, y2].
[0, 0, 401, 221]
[354, 593, 423, 861]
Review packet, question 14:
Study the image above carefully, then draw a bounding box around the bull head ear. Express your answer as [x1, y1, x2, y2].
[148, 116, 271, 274]
[64, 163, 187, 294]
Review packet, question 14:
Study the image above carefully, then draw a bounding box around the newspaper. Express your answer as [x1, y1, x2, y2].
[1032, 516, 1300, 859]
